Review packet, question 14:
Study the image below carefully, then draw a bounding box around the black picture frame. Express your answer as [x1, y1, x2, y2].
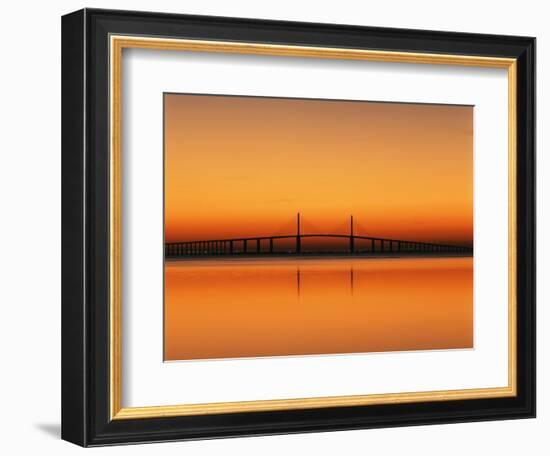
[62, 8, 535, 447]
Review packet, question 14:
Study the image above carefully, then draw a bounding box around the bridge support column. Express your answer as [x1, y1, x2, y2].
[296, 213, 301, 254]
[243, 240, 247, 254]
[270, 238, 274, 254]
[349, 215, 354, 253]
[256, 239, 261, 253]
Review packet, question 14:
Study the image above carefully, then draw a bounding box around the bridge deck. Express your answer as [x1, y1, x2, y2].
[165, 233, 472, 256]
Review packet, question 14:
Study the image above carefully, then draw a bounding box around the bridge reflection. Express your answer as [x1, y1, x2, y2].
[296, 267, 355, 298]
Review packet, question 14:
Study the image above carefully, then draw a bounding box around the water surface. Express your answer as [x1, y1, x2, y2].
[164, 257, 472, 361]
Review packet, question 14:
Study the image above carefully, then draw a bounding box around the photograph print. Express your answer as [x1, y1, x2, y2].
[163, 93, 474, 362]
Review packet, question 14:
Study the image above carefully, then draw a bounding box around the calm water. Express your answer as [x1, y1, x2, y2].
[164, 257, 473, 361]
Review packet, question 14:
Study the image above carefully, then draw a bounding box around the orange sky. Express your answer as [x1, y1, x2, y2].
[164, 94, 473, 246]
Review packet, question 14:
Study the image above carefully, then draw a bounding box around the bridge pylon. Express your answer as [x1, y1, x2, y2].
[296, 212, 301, 254]
[350, 215, 355, 253]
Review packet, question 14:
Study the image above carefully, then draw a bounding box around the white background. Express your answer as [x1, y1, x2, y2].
[0, 0, 546, 454]
[123, 51, 509, 407]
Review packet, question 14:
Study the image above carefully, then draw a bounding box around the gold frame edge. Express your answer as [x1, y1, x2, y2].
[109, 35, 518, 420]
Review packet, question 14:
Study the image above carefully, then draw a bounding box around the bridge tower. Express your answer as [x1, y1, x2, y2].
[296, 212, 301, 254]
[350, 215, 355, 253]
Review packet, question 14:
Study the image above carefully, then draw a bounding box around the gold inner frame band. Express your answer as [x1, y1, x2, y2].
[109, 35, 517, 420]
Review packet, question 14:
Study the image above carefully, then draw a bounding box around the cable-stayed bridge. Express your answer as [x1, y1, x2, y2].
[165, 213, 472, 257]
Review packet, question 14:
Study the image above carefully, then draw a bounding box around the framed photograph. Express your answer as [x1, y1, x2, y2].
[62, 8, 535, 446]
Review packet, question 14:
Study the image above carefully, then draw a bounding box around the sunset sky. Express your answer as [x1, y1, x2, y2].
[164, 94, 473, 246]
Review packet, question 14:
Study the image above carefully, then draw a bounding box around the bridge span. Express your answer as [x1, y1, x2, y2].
[165, 214, 472, 257]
